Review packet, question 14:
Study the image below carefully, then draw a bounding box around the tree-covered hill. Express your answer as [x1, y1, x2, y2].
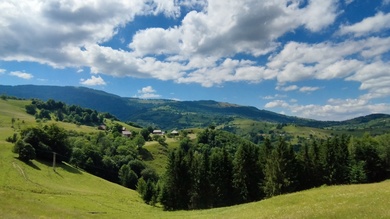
[1, 84, 389, 131]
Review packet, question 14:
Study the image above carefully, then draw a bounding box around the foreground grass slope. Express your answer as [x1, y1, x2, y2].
[1, 139, 390, 219]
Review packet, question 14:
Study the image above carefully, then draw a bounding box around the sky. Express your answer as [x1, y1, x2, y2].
[1, 0, 390, 121]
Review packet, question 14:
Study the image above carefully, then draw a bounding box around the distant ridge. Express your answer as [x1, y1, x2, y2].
[1, 84, 389, 129]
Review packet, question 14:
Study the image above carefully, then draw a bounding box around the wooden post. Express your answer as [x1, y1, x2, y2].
[53, 152, 57, 171]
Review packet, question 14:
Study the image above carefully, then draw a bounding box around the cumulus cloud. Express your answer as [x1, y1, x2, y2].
[136, 86, 161, 99]
[0, 69, 5, 74]
[0, 0, 341, 88]
[265, 98, 390, 121]
[9, 71, 33, 79]
[1, 0, 390, 120]
[346, 61, 390, 99]
[264, 100, 290, 108]
[130, 0, 339, 59]
[338, 12, 390, 37]
[268, 38, 390, 100]
[0, 0, 180, 68]
[80, 75, 106, 86]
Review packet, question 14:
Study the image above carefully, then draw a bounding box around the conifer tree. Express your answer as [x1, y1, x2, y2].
[160, 149, 191, 210]
[309, 139, 323, 187]
[188, 151, 211, 209]
[263, 138, 297, 197]
[209, 148, 234, 207]
[233, 141, 263, 202]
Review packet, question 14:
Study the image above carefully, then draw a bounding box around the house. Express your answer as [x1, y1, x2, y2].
[171, 130, 179, 135]
[153, 130, 163, 135]
[122, 130, 132, 138]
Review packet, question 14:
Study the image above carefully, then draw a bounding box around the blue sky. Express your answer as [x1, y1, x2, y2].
[1, 0, 390, 121]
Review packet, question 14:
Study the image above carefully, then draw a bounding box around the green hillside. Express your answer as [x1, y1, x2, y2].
[1, 141, 390, 218]
[1, 98, 390, 218]
[2, 85, 390, 133]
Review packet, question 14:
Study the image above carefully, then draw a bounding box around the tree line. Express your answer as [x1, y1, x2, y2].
[156, 128, 390, 210]
[25, 99, 118, 125]
[11, 123, 157, 190]
[11, 120, 390, 211]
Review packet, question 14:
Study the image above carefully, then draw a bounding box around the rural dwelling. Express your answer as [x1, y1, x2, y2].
[122, 130, 132, 138]
[153, 130, 163, 135]
[171, 130, 179, 135]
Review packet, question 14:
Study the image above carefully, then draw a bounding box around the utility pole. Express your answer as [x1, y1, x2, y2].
[52, 152, 57, 172]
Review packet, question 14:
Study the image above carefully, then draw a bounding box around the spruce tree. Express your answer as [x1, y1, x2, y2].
[209, 148, 234, 207]
[263, 138, 297, 197]
[233, 141, 263, 202]
[160, 149, 191, 210]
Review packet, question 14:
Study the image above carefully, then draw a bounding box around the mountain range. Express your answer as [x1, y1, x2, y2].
[1, 84, 389, 130]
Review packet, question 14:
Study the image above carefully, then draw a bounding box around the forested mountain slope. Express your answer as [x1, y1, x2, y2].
[1, 84, 389, 130]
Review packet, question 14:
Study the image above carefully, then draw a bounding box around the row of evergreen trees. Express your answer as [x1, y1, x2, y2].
[154, 129, 389, 210]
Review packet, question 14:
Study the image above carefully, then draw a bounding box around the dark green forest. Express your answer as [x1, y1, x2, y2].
[158, 129, 390, 210]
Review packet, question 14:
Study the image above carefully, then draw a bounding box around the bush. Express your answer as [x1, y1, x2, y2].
[13, 140, 36, 162]
[19, 143, 36, 162]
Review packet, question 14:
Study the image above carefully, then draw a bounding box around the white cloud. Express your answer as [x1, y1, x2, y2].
[0, 0, 179, 68]
[299, 0, 339, 32]
[346, 61, 390, 99]
[268, 37, 390, 102]
[140, 86, 156, 94]
[339, 12, 390, 37]
[80, 75, 106, 86]
[131, 0, 339, 59]
[264, 100, 290, 108]
[299, 86, 320, 92]
[0, 0, 389, 118]
[265, 97, 390, 121]
[276, 85, 299, 91]
[9, 71, 33, 79]
[0, 69, 5, 74]
[262, 94, 287, 100]
[0, 0, 342, 88]
[136, 86, 161, 99]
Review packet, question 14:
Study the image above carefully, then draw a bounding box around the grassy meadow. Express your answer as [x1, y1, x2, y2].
[1, 99, 390, 218]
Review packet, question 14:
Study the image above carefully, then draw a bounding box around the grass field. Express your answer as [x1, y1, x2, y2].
[1, 99, 390, 218]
